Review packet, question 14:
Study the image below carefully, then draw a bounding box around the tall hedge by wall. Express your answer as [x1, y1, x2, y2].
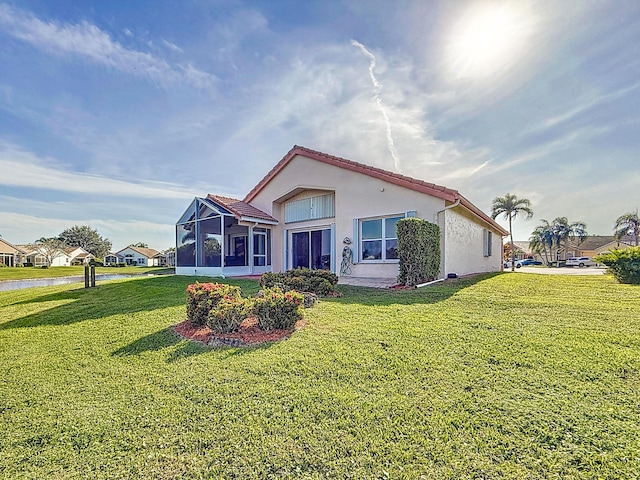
[397, 218, 440, 286]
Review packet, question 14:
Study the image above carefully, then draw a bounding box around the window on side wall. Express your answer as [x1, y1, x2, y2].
[483, 229, 492, 257]
[360, 215, 403, 262]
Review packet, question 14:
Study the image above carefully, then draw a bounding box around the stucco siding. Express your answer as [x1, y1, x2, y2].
[443, 207, 503, 276]
[250, 154, 447, 278]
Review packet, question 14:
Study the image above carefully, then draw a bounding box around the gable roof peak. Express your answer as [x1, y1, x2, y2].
[243, 145, 508, 236]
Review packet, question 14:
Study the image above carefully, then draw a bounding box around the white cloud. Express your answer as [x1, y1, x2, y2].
[0, 3, 216, 90]
[0, 212, 174, 250]
[162, 39, 183, 53]
[0, 142, 195, 199]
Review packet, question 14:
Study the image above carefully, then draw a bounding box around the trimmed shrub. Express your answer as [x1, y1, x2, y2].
[397, 218, 440, 287]
[260, 268, 338, 296]
[253, 287, 304, 331]
[595, 247, 640, 284]
[186, 282, 242, 326]
[207, 298, 251, 333]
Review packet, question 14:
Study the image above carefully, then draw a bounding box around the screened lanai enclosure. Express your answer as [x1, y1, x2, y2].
[175, 196, 276, 277]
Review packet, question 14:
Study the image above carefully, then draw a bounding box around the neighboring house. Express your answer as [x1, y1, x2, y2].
[175, 145, 508, 279]
[511, 241, 544, 263]
[64, 246, 94, 265]
[153, 249, 175, 267]
[104, 253, 124, 266]
[164, 249, 176, 267]
[116, 246, 160, 266]
[565, 235, 634, 258]
[0, 238, 26, 267]
[18, 245, 72, 267]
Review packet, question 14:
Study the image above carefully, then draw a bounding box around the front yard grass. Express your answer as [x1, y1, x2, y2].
[0, 273, 638, 479]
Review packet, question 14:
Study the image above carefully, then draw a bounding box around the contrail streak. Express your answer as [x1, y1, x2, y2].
[351, 39, 401, 172]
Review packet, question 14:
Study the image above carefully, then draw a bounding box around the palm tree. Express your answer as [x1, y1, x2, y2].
[491, 193, 534, 271]
[614, 210, 639, 246]
[551, 217, 587, 260]
[529, 220, 553, 266]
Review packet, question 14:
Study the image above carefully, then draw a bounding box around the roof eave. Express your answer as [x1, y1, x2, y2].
[240, 216, 278, 225]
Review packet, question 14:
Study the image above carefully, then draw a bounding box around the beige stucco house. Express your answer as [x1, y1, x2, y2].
[0, 238, 26, 267]
[175, 146, 508, 280]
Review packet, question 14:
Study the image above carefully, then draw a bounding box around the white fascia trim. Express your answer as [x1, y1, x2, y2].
[241, 216, 278, 225]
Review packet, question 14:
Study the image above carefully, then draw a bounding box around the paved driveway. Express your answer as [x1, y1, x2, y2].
[514, 266, 606, 275]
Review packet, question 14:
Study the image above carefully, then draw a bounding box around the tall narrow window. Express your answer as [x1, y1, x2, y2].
[483, 229, 493, 257]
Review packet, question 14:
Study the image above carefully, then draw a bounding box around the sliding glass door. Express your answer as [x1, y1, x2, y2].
[291, 228, 331, 271]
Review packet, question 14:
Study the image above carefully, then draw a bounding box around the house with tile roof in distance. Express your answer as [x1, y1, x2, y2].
[175, 146, 508, 280]
[510, 235, 635, 265]
[116, 245, 160, 266]
[64, 246, 94, 265]
[565, 235, 635, 259]
[0, 237, 27, 267]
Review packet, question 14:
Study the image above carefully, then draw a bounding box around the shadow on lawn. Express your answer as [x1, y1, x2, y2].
[333, 273, 499, 306]
[0, 276, 192, 330]
[111, 326, 214, 362]
[111, 325, 274, 361]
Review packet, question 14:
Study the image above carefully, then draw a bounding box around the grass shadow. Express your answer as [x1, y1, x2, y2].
[112, 323, 281, 362]
[0, 276, 193, 330]
[110, 325, 214, 362]
[1, 275, 262, 331]
[332, 272, 501, 306]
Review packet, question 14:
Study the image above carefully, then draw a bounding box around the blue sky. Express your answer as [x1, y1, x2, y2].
[1, 0, 639, 251]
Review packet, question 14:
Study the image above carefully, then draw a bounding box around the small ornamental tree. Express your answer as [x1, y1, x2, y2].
[396, 218, 440, 286]
[595, 247, 640, 284]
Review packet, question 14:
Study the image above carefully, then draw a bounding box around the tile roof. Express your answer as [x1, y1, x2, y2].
[243, 145, 508, 235]
[117, 246, 159, 258]
[207, 194, 277, 223]
[568, 235, 635, 250]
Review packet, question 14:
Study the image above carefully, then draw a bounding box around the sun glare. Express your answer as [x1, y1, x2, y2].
[447, 3, 534, 79]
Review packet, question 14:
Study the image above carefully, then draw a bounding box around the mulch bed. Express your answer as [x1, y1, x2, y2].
[174, 317, 305, 348]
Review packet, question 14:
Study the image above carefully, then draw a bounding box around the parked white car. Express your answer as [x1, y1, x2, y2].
[566, 257, 595, 267]
[503, 259, 524, 269]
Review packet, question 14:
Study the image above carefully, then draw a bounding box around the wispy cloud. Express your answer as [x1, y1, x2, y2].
[0, 142, 195, 199]
[0, 3, 216, 90]
[534, 83, 640, 131]
[162, 39, 183, 53]
[351, 39, 401, 172]
[0, 212, 174, 249]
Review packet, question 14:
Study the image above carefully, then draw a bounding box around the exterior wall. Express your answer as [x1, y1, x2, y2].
[117, 248, 154, 266]
[0, 239, 23, 267]
[442, 207, 503, 276]
[249, 154, 448, 279]
[27, 251, 71, 267]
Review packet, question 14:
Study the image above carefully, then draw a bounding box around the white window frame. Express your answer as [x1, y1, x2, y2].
[359, 214, 403, 263]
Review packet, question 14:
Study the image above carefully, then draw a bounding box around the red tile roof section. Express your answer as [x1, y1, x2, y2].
[118, 246, 159, 258]
[243, 145, 508, 235]
[207, 194, 277, 223]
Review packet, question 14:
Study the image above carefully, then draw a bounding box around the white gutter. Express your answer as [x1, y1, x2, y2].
[434, 198, 460, 221]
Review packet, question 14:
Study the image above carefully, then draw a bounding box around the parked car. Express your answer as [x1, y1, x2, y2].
[566, 257, 595, 267]
[521, 259, 543, 266]
[504, 259, 523, 268]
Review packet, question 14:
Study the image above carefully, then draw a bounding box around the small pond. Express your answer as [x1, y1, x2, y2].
[0, 273, 157, 292]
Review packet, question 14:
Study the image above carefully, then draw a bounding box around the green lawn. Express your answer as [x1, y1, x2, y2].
[0, 274, 638, 479]
[0, 266, 174, 281]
